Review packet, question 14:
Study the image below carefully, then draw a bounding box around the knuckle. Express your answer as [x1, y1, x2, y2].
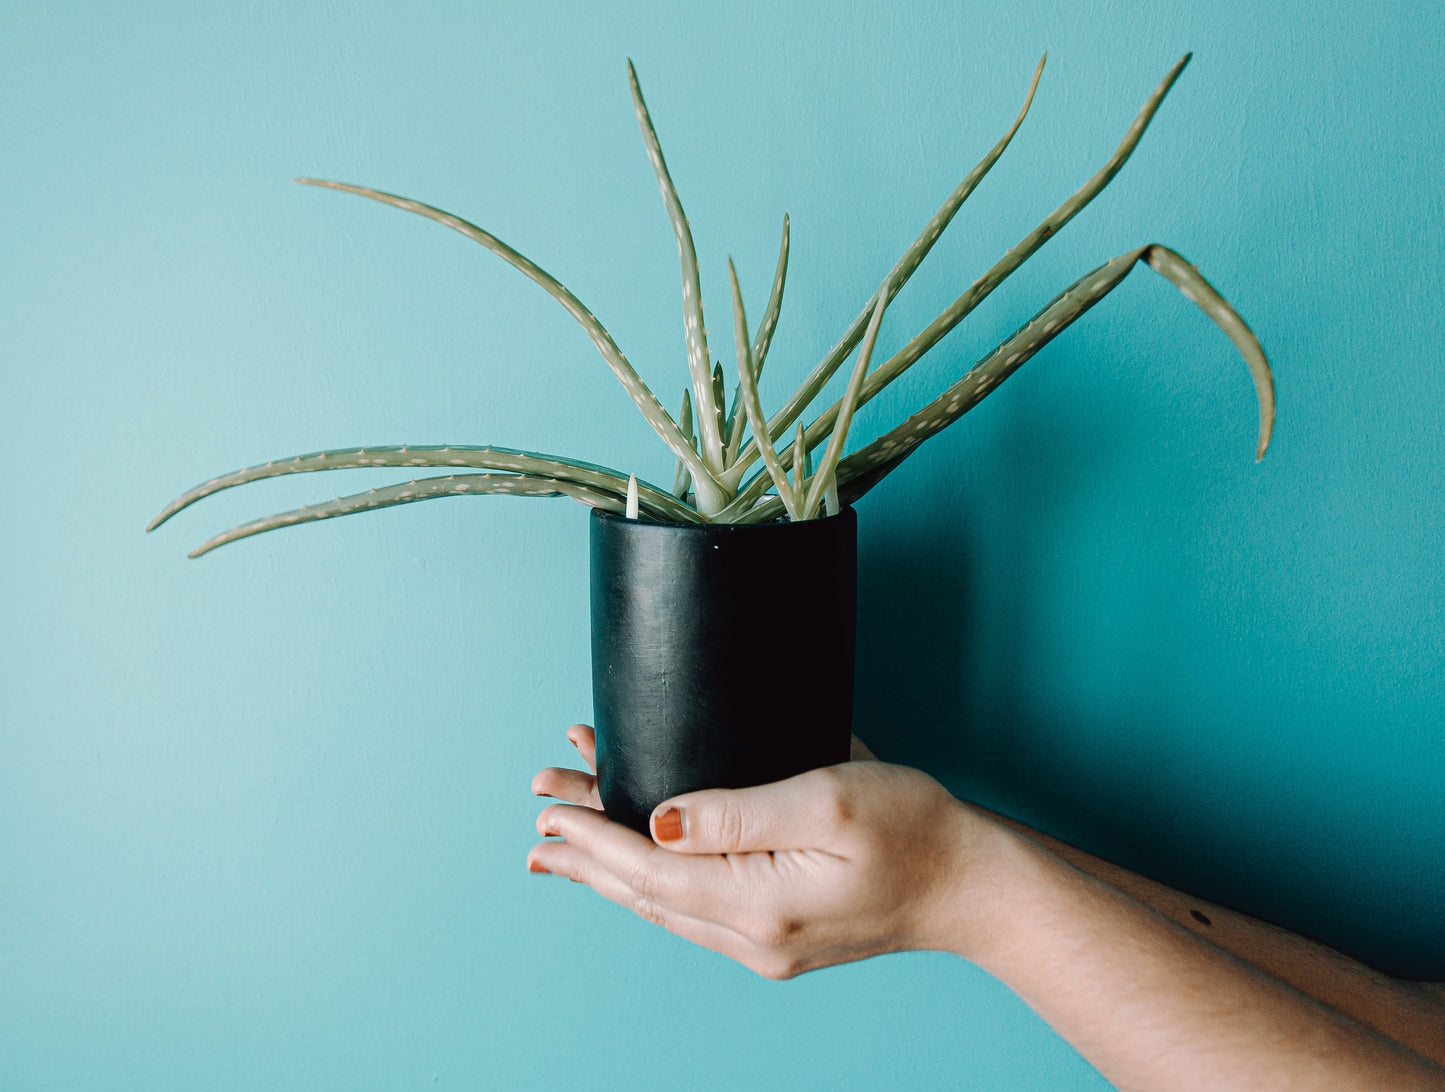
[756, 953, 804, 981]
[744, 910, 804, 950]
[549, 854, 581, 885]
[740, 913, 772, 947]
[629, 888, 666, 927]
[625, 857, 657, 904]
[714, 795, 746, 853]
[814, 769, 854, 829]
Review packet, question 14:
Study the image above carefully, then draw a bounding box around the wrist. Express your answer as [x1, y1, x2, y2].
[919, 801, 1041, 964]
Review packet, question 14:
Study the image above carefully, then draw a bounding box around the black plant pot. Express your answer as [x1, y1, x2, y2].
[590, 506, 857, 834]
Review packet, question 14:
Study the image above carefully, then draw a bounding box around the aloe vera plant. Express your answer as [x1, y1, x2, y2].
[149, 54, 1274, 556]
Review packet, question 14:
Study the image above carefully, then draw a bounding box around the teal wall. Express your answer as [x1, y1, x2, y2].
[3, 1, 1441, 1087]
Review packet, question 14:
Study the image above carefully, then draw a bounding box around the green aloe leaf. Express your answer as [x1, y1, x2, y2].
[803, 287, 889, 518]
[672, 389, 695, 499]
[791, 420, 809, 501]
[720, 53, 1191, 516]
[711, 361, 728, 456]
[722, 54, 1047, 491]
[187, 473, 624, 558]
[625, 474, 640, 519]
[728, 259, 799, 520]
[726, 212, 791, 466]
[147, 443, 701, 528]
[627, 60, 725, 476]
[836, 243, 1274, 499]
[294, 177, 727, 512]
[724, 381, 743, 457]
[1144, 247, 1275, 461]
[750, 211, 790, 378]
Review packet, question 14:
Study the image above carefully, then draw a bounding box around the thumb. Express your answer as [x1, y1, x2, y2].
[649, 767, 849, 854]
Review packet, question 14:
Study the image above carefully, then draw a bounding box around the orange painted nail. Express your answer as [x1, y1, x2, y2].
[529, 859, 550, 874]
[653, 807, 684, 843]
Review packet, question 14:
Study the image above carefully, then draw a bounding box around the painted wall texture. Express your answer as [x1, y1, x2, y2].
[3, 1, 1441, 1087]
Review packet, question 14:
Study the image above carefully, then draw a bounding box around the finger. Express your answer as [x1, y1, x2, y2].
[566, 723, 597, 774]
[649, 766, 852, 855]
[536, 802, 746, 924]
[532, 766, 602, 809]
[849, 735, 877, 762]
[526, 840, 796, 976]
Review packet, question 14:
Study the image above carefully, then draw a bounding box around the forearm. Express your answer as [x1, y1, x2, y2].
[952, 816, 1445, 1091]
[978, 805, 1445, 1067]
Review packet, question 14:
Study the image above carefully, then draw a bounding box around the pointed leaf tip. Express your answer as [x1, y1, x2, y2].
[625, 474, 640, 519]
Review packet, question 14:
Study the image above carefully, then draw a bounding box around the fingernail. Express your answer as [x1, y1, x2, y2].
[653, 806, 684, 843]
[529, 859, 550, 874]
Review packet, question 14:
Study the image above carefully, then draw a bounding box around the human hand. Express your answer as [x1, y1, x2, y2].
[528, 725, 1014, 979]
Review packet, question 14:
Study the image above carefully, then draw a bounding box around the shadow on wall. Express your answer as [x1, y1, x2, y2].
[851, 361, 1444, 983]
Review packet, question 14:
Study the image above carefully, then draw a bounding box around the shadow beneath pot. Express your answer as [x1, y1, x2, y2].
[852, 521, 979, 769]
[854, 524, 1445, 981]
[849, 375, 1445, 982]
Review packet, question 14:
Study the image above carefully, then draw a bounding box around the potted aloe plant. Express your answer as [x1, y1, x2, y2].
[149, 55, 1275, 832]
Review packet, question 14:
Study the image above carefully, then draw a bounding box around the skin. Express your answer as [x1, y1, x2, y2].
[529, 726, 1445, 1091]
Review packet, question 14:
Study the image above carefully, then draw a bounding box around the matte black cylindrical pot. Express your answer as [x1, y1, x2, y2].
[590, 507, 857, 834]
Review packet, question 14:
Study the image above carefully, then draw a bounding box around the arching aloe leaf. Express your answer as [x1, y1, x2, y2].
[147, 444, 700, 528]
[803, 287, 888, 518]
[729, 259, 799, 520]
[833, 55, 1195, 436]
[723, 54, 1048, 490]
[836, 244, 1274, 498]
[725, 211, 791, 466]
[1144, 247, 1274, 461]
[721, 53, 1192, 514]
[627, 60, 724, 476]
[294, 177, 727, 511]
[188, 473, 624, 558]
[750, 212, 790, 379]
